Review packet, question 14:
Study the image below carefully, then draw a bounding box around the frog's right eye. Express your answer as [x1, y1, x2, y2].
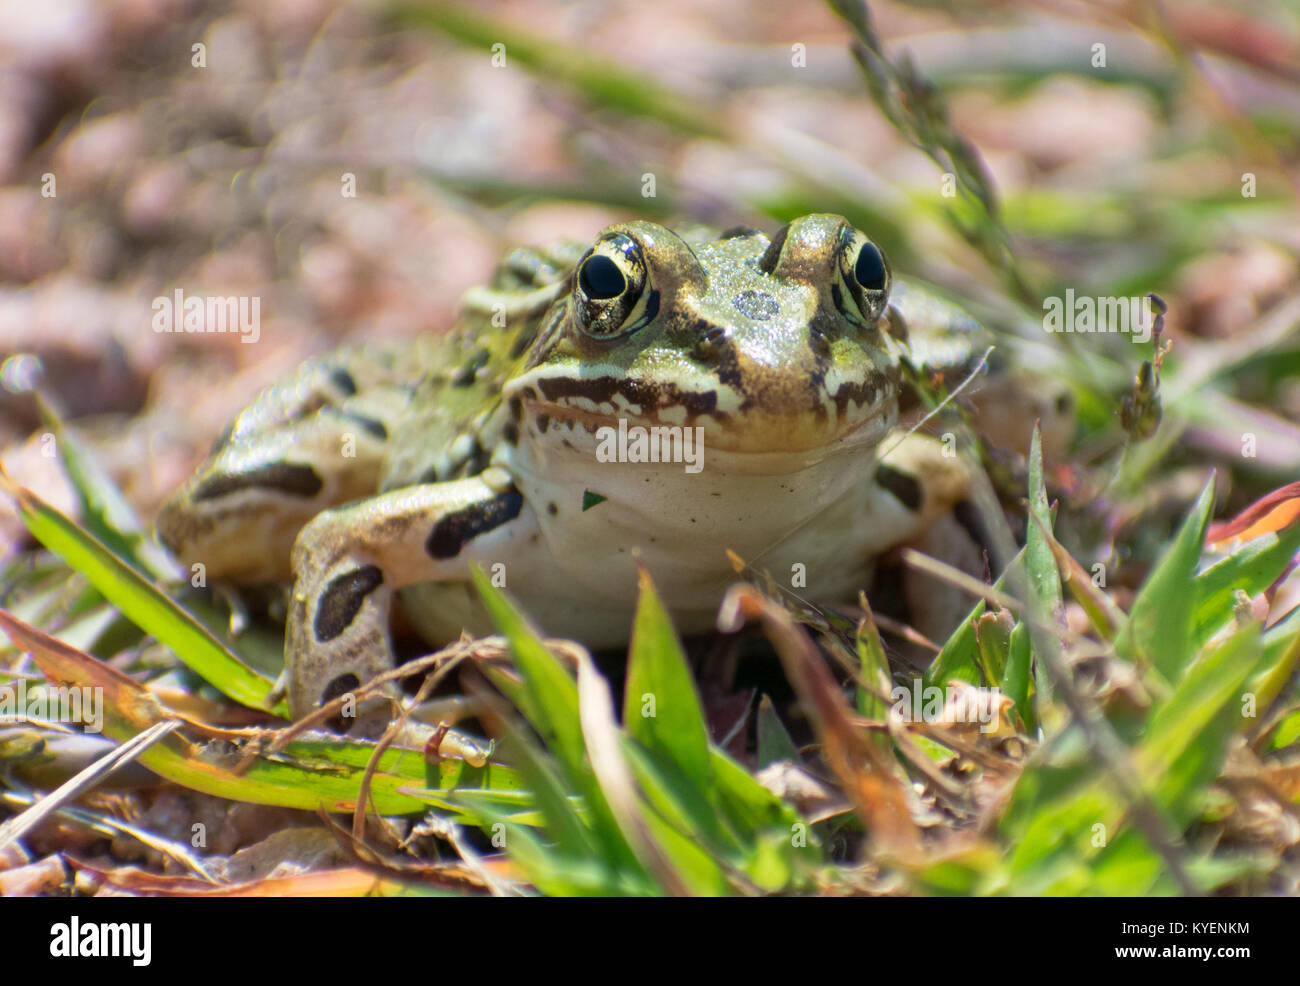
[835, 227, 891, 326]
[574, 234, 651, 338]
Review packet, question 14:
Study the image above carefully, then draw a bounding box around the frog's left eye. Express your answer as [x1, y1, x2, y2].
[574, 234, 651, 338]
[836, 228, 891, 325]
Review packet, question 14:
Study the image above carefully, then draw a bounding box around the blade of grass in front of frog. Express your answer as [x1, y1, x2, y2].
[35, 394, 177, 582]
[0, 579, 151, 687]
[624, 564, 712, 793]
[972, 610, 1011, 688]
[615, 753, 737, 896]
[1001, 621, 1035, 733]
[1036, 519, 1127, 640]
[1001, 622, 1265, 895]
[620, 724, 739, 860]
[1116, 474, 1216, 686]
[1192, 520, 1300, 651]
[737, 585, 922, 860]
[470, 568, 585, 772]
[0, 473, 283, 714]
[487, 722, 606, 862]
[1263, 611, 1300, 749]
[624, 728, 811, 894]
[471, 568, 643, 874]
[1269, 710, 1300, 751]
[0, 607, 465, 815]
[708, 744, 811, 851]
[0, 559, 109, 649]
[924, 548, 1025, 690]
[455, 789, 653, 896]
[1139, 622, 1267, 827]
[575, 640, 729, 896]
[755, 694, 799, 769]
[854, 598, 892, 750]
[1022, 425, 1061, 706]
[417, 787, 564, 831]
[1252, 605, 1300, 732]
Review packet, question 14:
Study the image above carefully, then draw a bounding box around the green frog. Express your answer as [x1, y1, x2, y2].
[157, 214, 1005, 737]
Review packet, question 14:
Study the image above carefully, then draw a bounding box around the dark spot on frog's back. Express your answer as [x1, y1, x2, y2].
[427, 490, 524, 560]
[451, 348, 492, 387]
[321, 673, 361, 731]
[329, 367, 358, 396]
[191, 462, 323, 501]
[314, 565, 384, 642]
[326, 406, 388, 441]
[875, 463, 923, 512]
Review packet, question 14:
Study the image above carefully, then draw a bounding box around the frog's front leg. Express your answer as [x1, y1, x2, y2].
[285, 467, 534, 730]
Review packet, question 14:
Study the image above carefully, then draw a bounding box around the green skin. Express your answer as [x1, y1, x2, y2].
[158, 214, 989, 740]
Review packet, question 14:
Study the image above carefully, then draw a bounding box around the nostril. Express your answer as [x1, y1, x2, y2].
[733, 290, 779, 321]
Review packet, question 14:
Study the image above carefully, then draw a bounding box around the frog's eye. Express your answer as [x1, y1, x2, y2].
[579, 255, 625, 299]
[574, 234, 651, 338]
[836, 228, 891, 325]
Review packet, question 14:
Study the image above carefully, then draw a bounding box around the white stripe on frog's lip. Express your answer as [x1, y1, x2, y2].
[506, 362, 891, 418]
[506, 364, 895, 454]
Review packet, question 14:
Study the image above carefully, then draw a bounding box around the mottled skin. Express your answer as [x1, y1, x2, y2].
[158, 215, 991, 735]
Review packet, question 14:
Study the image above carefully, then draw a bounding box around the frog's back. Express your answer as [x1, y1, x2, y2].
[155, 241, 578, 582]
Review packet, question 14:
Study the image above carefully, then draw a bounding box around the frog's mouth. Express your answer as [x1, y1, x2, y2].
[505, 365, 897, 456]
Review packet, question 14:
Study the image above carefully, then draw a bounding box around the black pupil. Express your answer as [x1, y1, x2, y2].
[579, 254, 626, 300]
[854, 243, 886, 291]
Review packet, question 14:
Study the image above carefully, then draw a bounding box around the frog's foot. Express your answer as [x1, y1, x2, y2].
[285, 468, 535, 732]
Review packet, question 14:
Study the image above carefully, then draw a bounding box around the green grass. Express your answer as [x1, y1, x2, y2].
[4, 417, 1298, 893]
[3, 0, 1299, 897]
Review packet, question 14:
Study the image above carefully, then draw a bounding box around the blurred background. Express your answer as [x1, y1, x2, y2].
[1, 0, 1297, 565]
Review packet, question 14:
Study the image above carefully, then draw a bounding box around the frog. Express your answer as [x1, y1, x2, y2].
[157, 214, 1006, 740]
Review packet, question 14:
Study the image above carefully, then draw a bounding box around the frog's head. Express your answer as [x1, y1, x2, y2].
[505, 214, 902, 456]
